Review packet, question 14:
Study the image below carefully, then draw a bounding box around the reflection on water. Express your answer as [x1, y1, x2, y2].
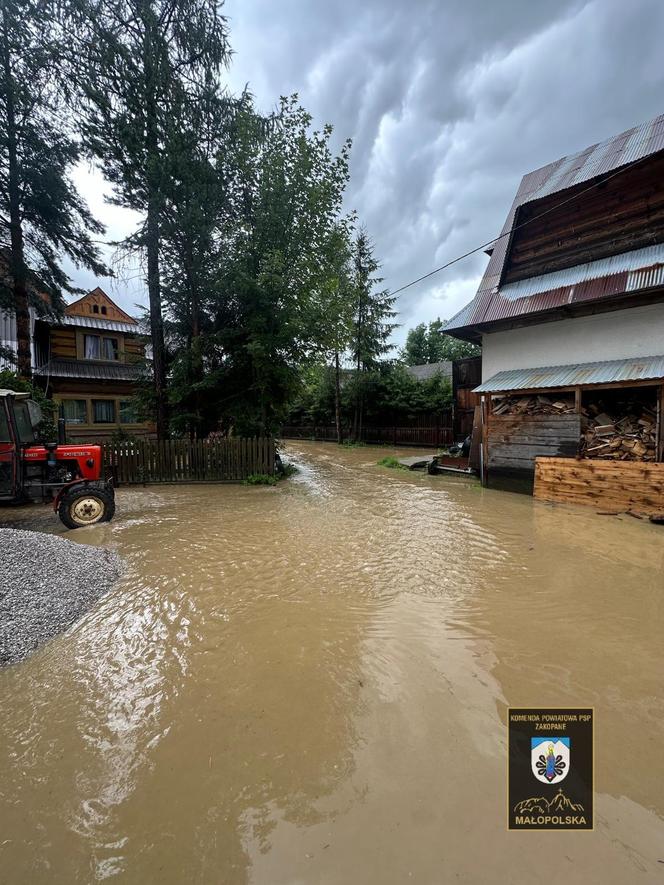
[1, 441, 663, 883]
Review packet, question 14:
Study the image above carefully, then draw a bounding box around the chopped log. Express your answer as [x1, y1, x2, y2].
[579, 400, 657, 463]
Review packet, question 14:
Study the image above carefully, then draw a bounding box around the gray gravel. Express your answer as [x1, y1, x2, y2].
[0, 528, 124, 666]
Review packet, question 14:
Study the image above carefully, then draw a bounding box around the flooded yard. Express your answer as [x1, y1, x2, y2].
[1, 441, 663, 883]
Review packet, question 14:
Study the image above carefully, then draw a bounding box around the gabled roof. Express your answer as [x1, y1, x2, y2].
[445, 113, 664, 339]
[405, 361, 453, 381]
[66, 287, 137, 325]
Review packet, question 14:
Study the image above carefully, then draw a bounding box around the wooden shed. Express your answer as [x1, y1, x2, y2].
[474, 355, 664, 512]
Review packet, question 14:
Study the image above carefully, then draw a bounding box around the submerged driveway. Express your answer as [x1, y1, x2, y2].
[1, 441, 663, 883]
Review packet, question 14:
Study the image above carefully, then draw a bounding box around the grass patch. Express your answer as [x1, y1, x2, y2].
[377, 456, 407, 470]
[244, 473, 278, 486]
[244, 463, 299, 486]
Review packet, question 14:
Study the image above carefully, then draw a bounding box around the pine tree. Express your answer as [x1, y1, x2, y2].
[69, 0, 230, 435]
[350, 230, 397, 440]
[0, 0, 107, 378]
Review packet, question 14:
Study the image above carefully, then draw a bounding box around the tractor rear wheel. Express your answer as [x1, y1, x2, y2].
[58, 487, 115, 529]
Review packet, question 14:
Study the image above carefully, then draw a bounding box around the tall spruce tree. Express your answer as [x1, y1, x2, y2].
[350, 230, 397, 440]
[0, 0, 107, 378]
[70, 0, 230, 436]
[318, 223, 354, 443]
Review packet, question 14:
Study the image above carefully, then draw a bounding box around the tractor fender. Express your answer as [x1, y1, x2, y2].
[53, 478, 115, 512]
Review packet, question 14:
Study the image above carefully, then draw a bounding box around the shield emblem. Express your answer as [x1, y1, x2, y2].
[531, 737, 570, 784]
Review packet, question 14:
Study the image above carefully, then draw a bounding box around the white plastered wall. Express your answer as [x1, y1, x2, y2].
[481, 302, 664, 382]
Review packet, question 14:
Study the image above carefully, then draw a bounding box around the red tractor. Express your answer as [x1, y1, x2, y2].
[0, 388, 115, 529]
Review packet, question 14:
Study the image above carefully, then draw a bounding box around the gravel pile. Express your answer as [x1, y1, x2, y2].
[0, 528, 124, 666]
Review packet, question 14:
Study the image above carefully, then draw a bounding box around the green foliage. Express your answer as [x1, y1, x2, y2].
[279, 463, 299, 477]
[243, 473, 278, 486]
[0, 0, 108, 310]
[161, 95, 354, 438]
[110, 427, 140, 445]
[288, 359, 452, 430]
[0, 0, 109, 378]
[0, 369, 58, 440]
[402, 319, 480, 365]
[67, 0, 231, 434]
[350, 230, 397, 370]
[377, 456, 407, 470]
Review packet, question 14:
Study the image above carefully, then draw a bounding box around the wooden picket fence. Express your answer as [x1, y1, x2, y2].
[101, 437, 276, 485]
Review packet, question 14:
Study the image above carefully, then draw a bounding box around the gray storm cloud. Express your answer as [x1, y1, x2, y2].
[73, 0, 664, 343]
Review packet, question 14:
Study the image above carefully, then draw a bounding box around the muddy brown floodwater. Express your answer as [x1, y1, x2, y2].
[1, 441, 663, 884]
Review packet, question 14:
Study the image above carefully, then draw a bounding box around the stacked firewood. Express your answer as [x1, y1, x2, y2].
[492, 394, 575, 416]
[580, 403, 657, 461]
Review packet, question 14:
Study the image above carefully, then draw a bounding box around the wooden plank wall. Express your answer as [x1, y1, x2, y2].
[534, 457, 664, 515]
[487, 414, 581, 490]
[452, 356, 482, 440]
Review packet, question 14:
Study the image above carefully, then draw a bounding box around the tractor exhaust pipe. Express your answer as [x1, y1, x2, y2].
[57, 417, 66, 445]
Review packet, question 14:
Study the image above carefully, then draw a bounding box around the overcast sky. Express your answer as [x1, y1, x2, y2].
[72, 0, 664, 345]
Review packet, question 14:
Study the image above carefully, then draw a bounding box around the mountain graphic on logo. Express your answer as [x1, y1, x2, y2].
[514, 788, 584, 815]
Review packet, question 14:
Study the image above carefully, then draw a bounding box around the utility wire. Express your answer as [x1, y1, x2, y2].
[390, 155, 649, 298]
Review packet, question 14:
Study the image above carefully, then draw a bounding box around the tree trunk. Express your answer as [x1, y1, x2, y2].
[1, 10, 31, 378]
[357, 384, 363, 443]
[146, 193, 168, 437]
[334, 351, 343, 444]
[143, 7, 168, 437]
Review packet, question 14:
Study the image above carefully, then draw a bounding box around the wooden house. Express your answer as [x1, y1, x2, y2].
[32, 288, 153, 439]
[444, 115, 664, 513]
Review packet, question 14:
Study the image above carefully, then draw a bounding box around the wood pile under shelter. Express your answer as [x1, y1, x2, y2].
[579, 402, 657, 462]
[476, 367, 664, 498]
[492, 394, 575, 416]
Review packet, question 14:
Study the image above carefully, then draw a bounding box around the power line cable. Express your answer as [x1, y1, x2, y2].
[390, 155, 650, 298]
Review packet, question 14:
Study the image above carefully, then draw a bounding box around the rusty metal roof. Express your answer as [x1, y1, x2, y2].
[33, 359, 141, 381]
[446, 114, 664, 336]
[475, 354, 664, 393]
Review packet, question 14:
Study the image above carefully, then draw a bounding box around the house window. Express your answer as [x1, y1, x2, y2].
[93, 304, 99, 314]
[84, 334, 119, 361]
[118, 400, 137, 424]
[92, 400, 116, 423]
[102, 337, 118, 360]
[62, 399, 87, 425]
[101, 306, 107, 315]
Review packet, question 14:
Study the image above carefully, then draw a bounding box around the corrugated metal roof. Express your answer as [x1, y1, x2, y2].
[475, 354, 664, 393]
[405, 361, 453, 382]
[446, 113, 664, 336]
[498, 244, 664, 302]
[516, 116, 664, 206]
[33, 359, 141, 381]
[48, 315, 139, 333]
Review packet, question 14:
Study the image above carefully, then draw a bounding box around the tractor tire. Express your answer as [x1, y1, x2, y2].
[58, 486, 116, 529]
